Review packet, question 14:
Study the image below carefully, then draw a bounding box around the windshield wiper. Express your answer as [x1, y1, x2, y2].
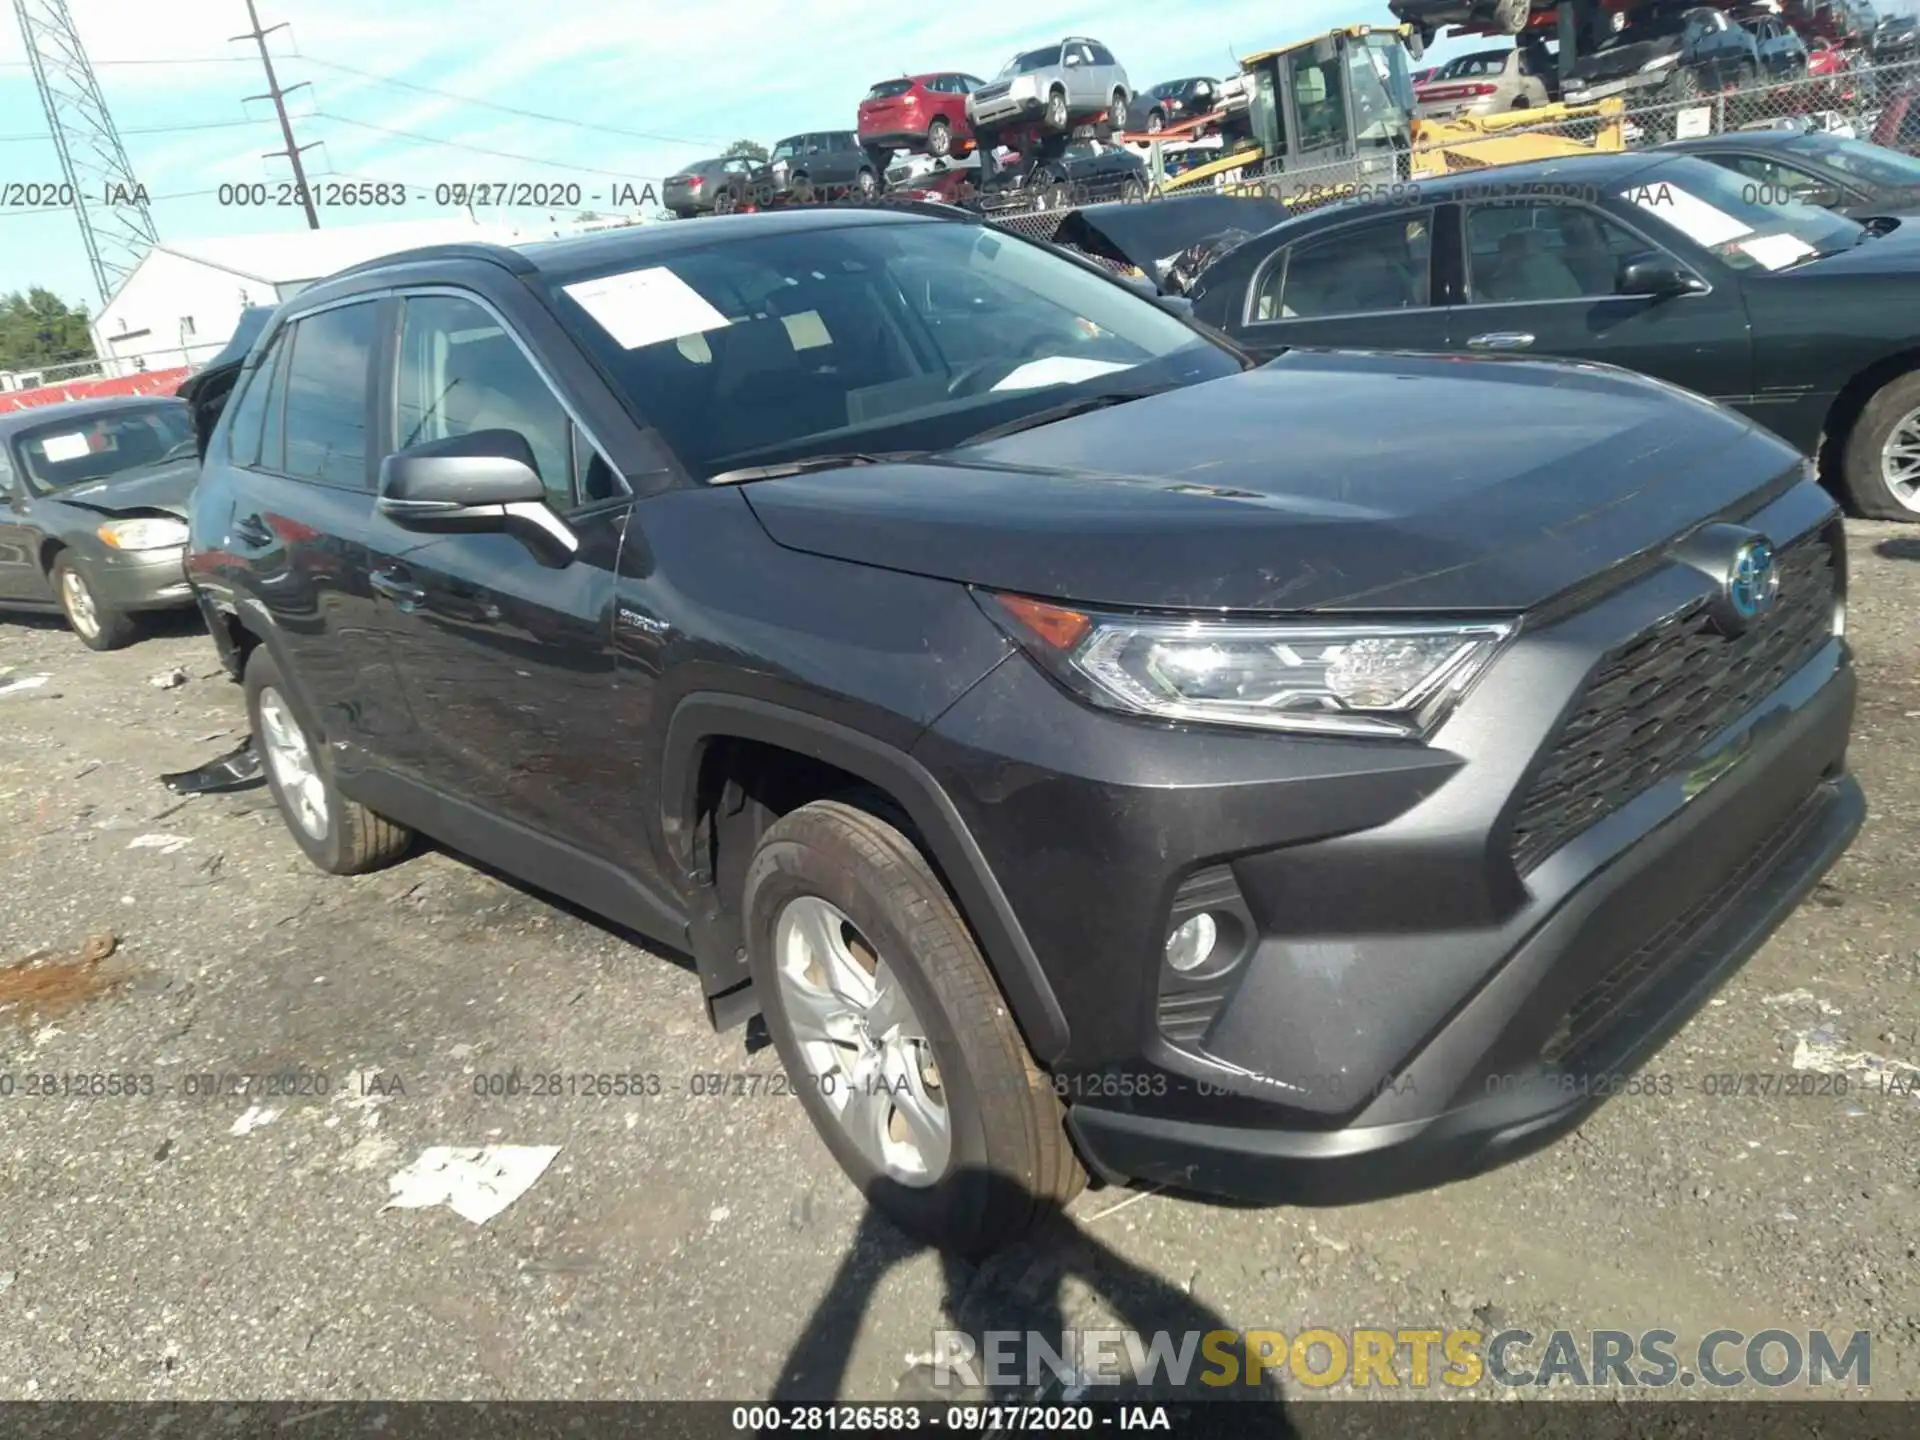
[951, 389, 1167, 448]
[706, 450, 931, 485]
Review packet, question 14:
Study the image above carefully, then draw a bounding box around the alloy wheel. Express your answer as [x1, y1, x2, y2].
[59, 567, 100, 642]
[1882, 403, 1920, 513]
[773, 894, 952, 1187]
[257, 687, 330, 841]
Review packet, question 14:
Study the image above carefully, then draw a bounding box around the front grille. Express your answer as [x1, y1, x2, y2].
[1509, 535, 1837, 874]
[972, 83, 1012, 103]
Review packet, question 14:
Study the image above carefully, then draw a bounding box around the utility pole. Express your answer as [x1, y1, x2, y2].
[233, 0, 320, 229]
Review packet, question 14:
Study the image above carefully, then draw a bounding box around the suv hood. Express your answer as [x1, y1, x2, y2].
[742, 351, 1798, 614]
[53, 455, 198, 520]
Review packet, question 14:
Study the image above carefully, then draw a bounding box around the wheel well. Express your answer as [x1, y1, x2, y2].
[38, 537, 64, 576]
[1818, 347, 1920, 495]
[212, 609, 263, 679]
[687, 735, 928, 1025]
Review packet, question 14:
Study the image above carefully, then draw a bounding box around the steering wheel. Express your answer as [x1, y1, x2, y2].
[945, 336, 1057, 397]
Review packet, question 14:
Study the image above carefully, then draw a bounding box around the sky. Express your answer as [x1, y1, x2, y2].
[0, 0, 1471, 312]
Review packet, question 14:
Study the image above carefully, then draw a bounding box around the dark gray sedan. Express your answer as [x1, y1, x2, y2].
[0, 395, 200, 649]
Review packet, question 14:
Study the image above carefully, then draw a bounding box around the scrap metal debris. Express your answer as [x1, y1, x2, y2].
[0, 931, 121, 1028]
[127, 833, 190, 855]
[0, 674, 52, 698]
[160, 736, 265, 796]
[1789, 1027, 1920, 1089]
[148, 668, 189, 690]
[383, 1145, 562, 1225]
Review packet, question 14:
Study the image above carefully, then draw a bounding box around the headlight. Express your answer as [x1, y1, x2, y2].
[983, 592, 1513, 739]
[97, 517, 188, 551]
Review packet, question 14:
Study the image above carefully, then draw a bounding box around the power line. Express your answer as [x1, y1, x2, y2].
[234, 0, 320, 228]
[0, 55, 257, 67]
[292, 54, 730, 149]
[310, 110, 665, 175]
[0, 116, 277, 143]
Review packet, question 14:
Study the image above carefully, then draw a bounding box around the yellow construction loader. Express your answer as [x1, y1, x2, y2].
[1153, 23, 1626, 204]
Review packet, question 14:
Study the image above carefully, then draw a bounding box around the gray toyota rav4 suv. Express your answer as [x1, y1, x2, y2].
[183, 207, 1861, 1253]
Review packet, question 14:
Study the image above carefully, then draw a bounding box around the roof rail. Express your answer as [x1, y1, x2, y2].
[321, 241, 537, 284]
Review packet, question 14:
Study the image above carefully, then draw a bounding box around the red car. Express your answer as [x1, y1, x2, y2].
[857, 72, 986, 158]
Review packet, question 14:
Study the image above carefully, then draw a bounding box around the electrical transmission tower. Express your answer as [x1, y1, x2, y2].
[13, 0, 160, 307]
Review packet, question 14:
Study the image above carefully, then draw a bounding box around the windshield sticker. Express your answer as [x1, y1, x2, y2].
[37, 432, 91, 462]
[990, 357, 1133, 392]
[1737, 232, 1818, 269]
[1620, 182, 1751, 246]
[780, 310, 832, 350]
[562, 268, 730, 351]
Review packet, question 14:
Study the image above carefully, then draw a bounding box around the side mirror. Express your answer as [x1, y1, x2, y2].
[377, 429, 578, 568]
[1617, 252, 1709, 298]
[1797, 184, 1845, 208]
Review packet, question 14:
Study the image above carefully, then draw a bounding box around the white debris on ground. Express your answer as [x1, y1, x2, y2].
[126, 834, 190, 855]
[0, 674, 52, 697]
[1789, 1027, 1920, 1089]
[147, 668, 189, 690]
[382, 1145, 562, 1225]
[229, 1106, 281, 1136]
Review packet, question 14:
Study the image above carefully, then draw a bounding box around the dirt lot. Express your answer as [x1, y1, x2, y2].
[1, 522, 1917, 1407]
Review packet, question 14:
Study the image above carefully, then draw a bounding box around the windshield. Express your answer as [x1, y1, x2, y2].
[1785, 133, 1920, 185]
[1353, 34, 1417, 140]
[770, 139, 800, 160]
[867, 80, 914, 99]
[1433, 51, 1507, 80]
[1619, 157, 1865, 271]
[1000, 48, 1059, 77]
[12, 403, 194, 494]
[548, 221, 1241, 481]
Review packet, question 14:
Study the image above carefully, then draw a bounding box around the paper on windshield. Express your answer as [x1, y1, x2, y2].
[562, 267, 730, 351]
[37, 432, 90, 462]
[1737, 232, 1818, 269]
[1619, 181, 1751, 247]
[990, 357, 1133, 392]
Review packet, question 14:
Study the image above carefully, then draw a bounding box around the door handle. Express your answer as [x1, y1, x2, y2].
[232, 513, 274, 547]
[368, 567, 427, 610]
[1467, 332, 1537, 351]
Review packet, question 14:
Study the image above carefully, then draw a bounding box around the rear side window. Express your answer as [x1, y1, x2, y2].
[280, 301, 380, 488]
[222, 328, 284, 469]
[1252, 212, 1434, 321]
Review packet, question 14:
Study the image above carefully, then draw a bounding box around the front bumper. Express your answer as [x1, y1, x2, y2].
[91, 543, 193, 612]
[970, 91, 1045, 128]
[912, 484, 1858, 1202]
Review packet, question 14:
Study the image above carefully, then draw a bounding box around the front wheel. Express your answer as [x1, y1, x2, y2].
[245, 647, 413, 875]
[743, 800, 1084, 1255]
[52, 554, 138, 651]
[1043, 89, 1070, 132]
[1842, 370, 1920, 520]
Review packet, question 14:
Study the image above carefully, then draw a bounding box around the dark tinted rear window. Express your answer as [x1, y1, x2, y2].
[867, 80, 914, 98]
[280, 301, 380, 488]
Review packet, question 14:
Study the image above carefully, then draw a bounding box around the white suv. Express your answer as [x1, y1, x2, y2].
[966, 37, 1130, 137]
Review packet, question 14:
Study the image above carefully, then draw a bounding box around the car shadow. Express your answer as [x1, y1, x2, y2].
[770, 1168, 1296, 1429]
[1874, 536, 1920, 561]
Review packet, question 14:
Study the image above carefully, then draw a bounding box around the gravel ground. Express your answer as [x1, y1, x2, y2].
[1, 522, 1916, 1407]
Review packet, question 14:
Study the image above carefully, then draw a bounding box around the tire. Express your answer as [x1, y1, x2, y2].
[1110, 89, 1127, 125]
[1841, 369, 1920, 520]
[1043, 88, 1070, 132]
[743, 800, 1083, 1254]
[52, 554, 138, 651]
[245, 646, 413, 875]
[1492, 0, 1530, 36]
[712, 188, 736, 215]
[854, 167, 877, 198]
[926, 118, 952, 157]
[1146, 109, 1164, 133]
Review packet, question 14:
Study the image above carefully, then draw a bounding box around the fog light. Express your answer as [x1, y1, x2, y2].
[1165, 913, 1219, 973]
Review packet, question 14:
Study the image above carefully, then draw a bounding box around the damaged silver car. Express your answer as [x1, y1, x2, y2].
[0, 396, 200, 649]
